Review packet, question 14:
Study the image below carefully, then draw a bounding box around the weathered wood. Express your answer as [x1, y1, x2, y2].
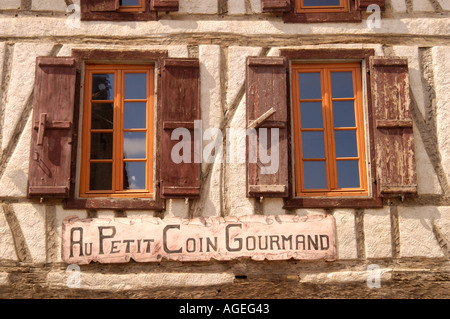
[283, 0, 361, 23]
[358, 0, 385, 9]
[80, 0, 157, 21]
[246, 56, 289, 198]
[89, 0, 119, 12]
[160, 58, 201, 198]
[150, 0, 179, 11]
[261, 0, 291, 12]
[370, 56, 417, 198]
[28, 57, 76, 199]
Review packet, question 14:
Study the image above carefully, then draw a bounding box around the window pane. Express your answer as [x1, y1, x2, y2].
[124, 102, 147, 129]
[90, 163, 112, 191]
[331, 72, 354, 98]
[336, 160, 360, 188]
[333, 100, 356, 128]
[91, 133, 113, 160]
[91, 103, 114, 130]
[124, 73, 147, 100]
[334, 130, 358, 158]
[92, 74, 114, 101]
[123, 162, 146, 190]
[303, 0, 341, 6]
[300, 102, 323, 129]
[120, 0, 140, 5]
[298, 72, 322, 100]
[302, 131, 325, 159]
[303, 161, 327, 190]
[124, 132, 146, 159]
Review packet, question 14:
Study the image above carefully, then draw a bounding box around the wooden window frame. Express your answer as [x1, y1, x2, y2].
[281, 49, 382, 209]
[284, 0, 362, 23]
[296, 0, 349, 13]
[80, 0, 157, 21]
[80, 64, 155, 199]
[291, 62, 368, 198]
[118, 0, 146, 13]
[63, 49, 168, 211]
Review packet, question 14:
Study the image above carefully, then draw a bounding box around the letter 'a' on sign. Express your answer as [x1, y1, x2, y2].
[28, 57, 77, 198]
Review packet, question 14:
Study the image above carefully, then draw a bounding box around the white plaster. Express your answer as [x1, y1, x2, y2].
[48, 271, 235, 290]
[412, 0, 435, 12]
[433, 46, 450, 188]
[1, 42, 54, 153]
[334, 210, 357, 260]
[13, 203, 46, 263]
[364, 207, 392, 258]
[439, 0, 450, 11]
[398, 206, 444, 258]
[0, 0, 20, 10]
[0, 206, 19, 262]
[32, 0, 67, 11]
[228, 0, 247, 15]
[178, 0, 218, 14]
[0, 115, 31, 197]
[390, 0, 407, 13]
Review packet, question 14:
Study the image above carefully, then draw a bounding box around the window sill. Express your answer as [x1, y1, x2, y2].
[283, 196, 383, 209]
[63, 197, 165, 211]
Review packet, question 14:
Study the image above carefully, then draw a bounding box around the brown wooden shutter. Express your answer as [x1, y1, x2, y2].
[261, 0, 291, 12]
[90, 0, 120, 12]
[246, 57, 289, 198]
[28, 57, 77, 198]
[160, 58, 200, 198]
[370, 56, 417, 197]
[358, 0, 385, 9]
[151, 0, 179, 11]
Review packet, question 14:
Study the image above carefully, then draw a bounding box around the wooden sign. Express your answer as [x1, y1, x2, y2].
[62, 215, 336, 265]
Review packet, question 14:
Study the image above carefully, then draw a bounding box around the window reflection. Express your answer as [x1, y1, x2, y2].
[92, 74, 114, 100]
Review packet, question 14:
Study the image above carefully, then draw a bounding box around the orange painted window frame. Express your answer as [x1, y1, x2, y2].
[80, 64, 155, 198]
[296, 0, 349, 13]
[118, 0, 145, 12]
[291, 62, 368, 197]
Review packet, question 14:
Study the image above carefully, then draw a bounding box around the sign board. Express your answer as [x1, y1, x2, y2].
[62, 215, 336, 265]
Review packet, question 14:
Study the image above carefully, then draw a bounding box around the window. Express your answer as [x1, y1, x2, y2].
[80, 0, 179, 21]
[261, 0, 386, 23]
[80, 64, 155, 198]
[291, 63, 368, 197]
[27, 49, 202, 210]
[296, 0, 349, 13]
[118, 0, 146, 12]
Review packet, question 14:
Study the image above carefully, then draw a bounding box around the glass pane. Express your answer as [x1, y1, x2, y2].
[124, 132, 146, 159]
[301, 131, 325, 159]
[333, 100, 356, 128]
[124, 73, 147, 100]
[91, 103, 114, 130]
[298, 72, 322, 100]
[90, 163, 112, 191]
[303, 0, 341, 6]
[123, 162, 146, 190]
[120, 0, 140, 5]
[334, 130, 358, 158]
[92, 74, 114, 101]
[90, 133, 113, 160]
[336, 160, 360, 188]
[303, 161, 327, 190]
[300, 102, 323, 129]
[124, 102, 147, 129]
[331, 72, 354, 98]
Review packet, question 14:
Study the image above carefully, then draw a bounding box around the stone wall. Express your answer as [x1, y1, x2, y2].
[0, 0, 449, 298]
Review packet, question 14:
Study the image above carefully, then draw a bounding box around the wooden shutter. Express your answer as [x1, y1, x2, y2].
[160, 58, 200, 198]
[246, 57, 289, 198]
[370, 57, 417, 197]
[358, 0, 385, 9]
[90, 0, 120, 12]
[261, 0, 291, 12]
[151, 0, 179, 11]
[28, 57, 77, 198]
